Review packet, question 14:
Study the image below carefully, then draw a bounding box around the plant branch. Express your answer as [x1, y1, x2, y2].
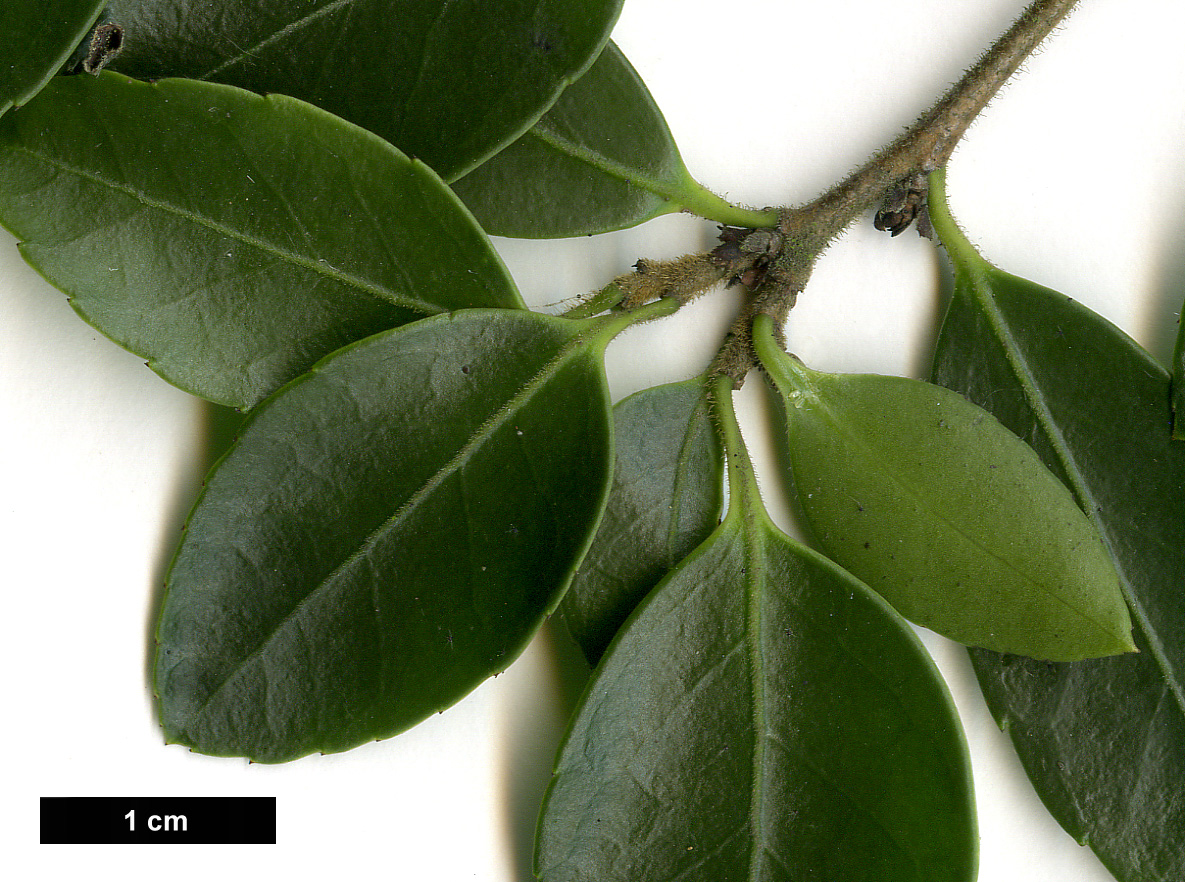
[706, 0, 1081, 383]
[604, 0, 1080, 383]
[780, 0, 1081, 255]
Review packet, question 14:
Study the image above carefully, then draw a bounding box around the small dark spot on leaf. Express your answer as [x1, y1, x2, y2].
[863, 542, 870, 549]
[532, 32, 558, 53]
[461, 364, 471, 374]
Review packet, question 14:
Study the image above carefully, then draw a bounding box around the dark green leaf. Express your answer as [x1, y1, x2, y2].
[0, 0, 104, 116]
[156, 308, 622, 763]
[105, 0, 623, 181]
[537, 376, 976, 882]
[929, 168, 1185, 882]
[1173, 306, 1185, 439]
[451, 42, 772, 237]
[0, 73, 521, 409]
[755, 315, 1134, 662]
[561, 376, 723, 663]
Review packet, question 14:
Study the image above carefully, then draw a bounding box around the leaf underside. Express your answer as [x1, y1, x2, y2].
[104, 0, 624, 181]
[561, 377, 723, 664]
[0, 0, 104, 116]
[451, 41, 697, 237]
[0, 73, 521, 409]
[758, 324, 1133, 662]
[933, 266, 1185, 882]
[538, 508, 976, 882]
[156, 309, 614, 762]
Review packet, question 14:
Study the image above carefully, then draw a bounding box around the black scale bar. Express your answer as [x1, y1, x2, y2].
[40, 797, 276, 844]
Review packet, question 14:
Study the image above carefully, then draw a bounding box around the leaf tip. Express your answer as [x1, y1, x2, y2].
[1109, 624, 1139, 657]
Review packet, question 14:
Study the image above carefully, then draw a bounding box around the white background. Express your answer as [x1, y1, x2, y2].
[4, 0, 1184, 878]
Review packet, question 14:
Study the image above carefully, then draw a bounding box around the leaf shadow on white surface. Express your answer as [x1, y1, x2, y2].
[1144, 180, 1185, 368]
[144, 401, 243, 685]
[500, 623, 593, 882]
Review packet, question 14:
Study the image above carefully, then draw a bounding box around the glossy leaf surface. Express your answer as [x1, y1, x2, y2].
[156, 309, 619, 762]
[0, 73, 521, 409]
[451, 42, 767, 236]
[930, 170, 1185, 882]
[104, 0, 623, 181]
[537, 378, 976, 882]
[0, 0, 104, 116]
[756, 315, 1134, 661]
[561, 377, 723, 663]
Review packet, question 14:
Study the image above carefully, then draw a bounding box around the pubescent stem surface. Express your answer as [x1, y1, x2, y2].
[709, 0, 1081, 384]
[776, 0, 1082, 258]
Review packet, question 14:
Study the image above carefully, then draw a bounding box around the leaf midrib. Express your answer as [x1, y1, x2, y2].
[184, 320, 597, 731]
[740, 515, 771, 882]
[11, 144, 443, 314]
[527, 120, 685, 205]
[734, 512, 933, 881]
[200, 0, 361, 80]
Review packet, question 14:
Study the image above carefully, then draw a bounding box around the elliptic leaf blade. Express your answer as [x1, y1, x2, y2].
[0, 0, 104, 116]
[929, 170, 1185, 882]
[561, 376, 723, 663]
[155, 309, 613, 762]
[105, 0, 625, 181]
[756, 317, 1134, 662]
[451, 42, 760, 236]
[0, 73, 522, 409]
